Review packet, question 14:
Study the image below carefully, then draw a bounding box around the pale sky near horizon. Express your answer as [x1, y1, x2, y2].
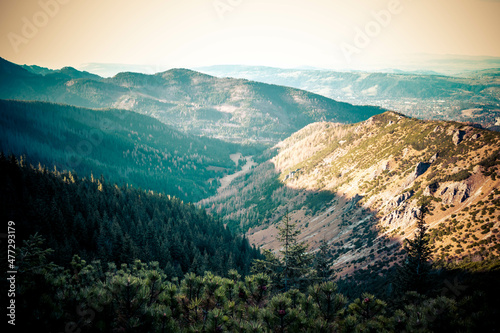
[1, 0, 499, 70]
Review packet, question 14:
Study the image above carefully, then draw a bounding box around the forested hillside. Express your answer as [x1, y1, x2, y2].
[0, 99, 257, 202]
[0, 154, 261, 276]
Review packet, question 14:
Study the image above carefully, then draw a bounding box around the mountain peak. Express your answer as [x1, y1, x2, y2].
[0, 57, 35, 77]
[158, 68, 215, 81]
[56, 66, 101, 80]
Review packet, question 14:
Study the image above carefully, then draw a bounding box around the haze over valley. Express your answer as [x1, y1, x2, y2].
[198, 64, 500, 131]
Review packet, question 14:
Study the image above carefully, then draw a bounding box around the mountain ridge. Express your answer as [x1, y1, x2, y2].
[0, 57, 383, 144]
[200, 111, 500, 276]
[197, 65, 500, 130]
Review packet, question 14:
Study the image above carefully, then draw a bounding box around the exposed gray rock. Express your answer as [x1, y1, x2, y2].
[439, 182, 470, 205]
[423, 186, 432, 196]
[381, 206, 420, 227]
[452, 130, 465, 145]
[414, 162, 431, 177]
[429, 153, 439, 164]
[471, 133, 481, 140]
[385, 191, 414, 212]
[404, 162, 431, 188]
[423, 182, 440, 196]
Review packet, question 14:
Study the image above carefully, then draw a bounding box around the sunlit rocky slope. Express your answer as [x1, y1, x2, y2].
[201, 112, 500, 275]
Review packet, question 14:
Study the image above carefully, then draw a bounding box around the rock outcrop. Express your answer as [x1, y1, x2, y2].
[348, 194, 364, 211]
[452, 130, 466, 145]
[429, 153, 439, 164]
[415, 162, 431, 177]
[384, 191, 414, 213]
[405, 162, 431, 187]
[381, 205, 420, 227]
[439, 182, 471, 205]
[423, 182, 440, 196]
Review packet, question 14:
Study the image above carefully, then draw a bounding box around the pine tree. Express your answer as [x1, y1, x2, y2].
[277, 210, 298, 292]
[314, 239, 334, 282]
[251, 249, 283, 288]
[308, 282, 346, 325]
[278, 211, 314, 291]
[345, 293, 391, 332]
[253, 211, 314, 291]
[396, 204, 432, 295]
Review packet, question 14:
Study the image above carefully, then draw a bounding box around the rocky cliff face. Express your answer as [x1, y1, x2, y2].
[201, 112, 500, 276]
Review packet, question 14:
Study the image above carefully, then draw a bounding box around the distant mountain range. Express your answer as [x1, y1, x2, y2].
[197, 65, 500, 130]
[0, 57, 382, 144]
[76, 54, 500, 77]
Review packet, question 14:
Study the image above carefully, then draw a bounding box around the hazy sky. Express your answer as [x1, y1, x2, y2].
[1, 0, 499, 70]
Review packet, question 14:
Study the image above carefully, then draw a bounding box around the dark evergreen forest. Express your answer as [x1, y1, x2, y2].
[0, 99, 263, 202]
[0, 154, 261, 277]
